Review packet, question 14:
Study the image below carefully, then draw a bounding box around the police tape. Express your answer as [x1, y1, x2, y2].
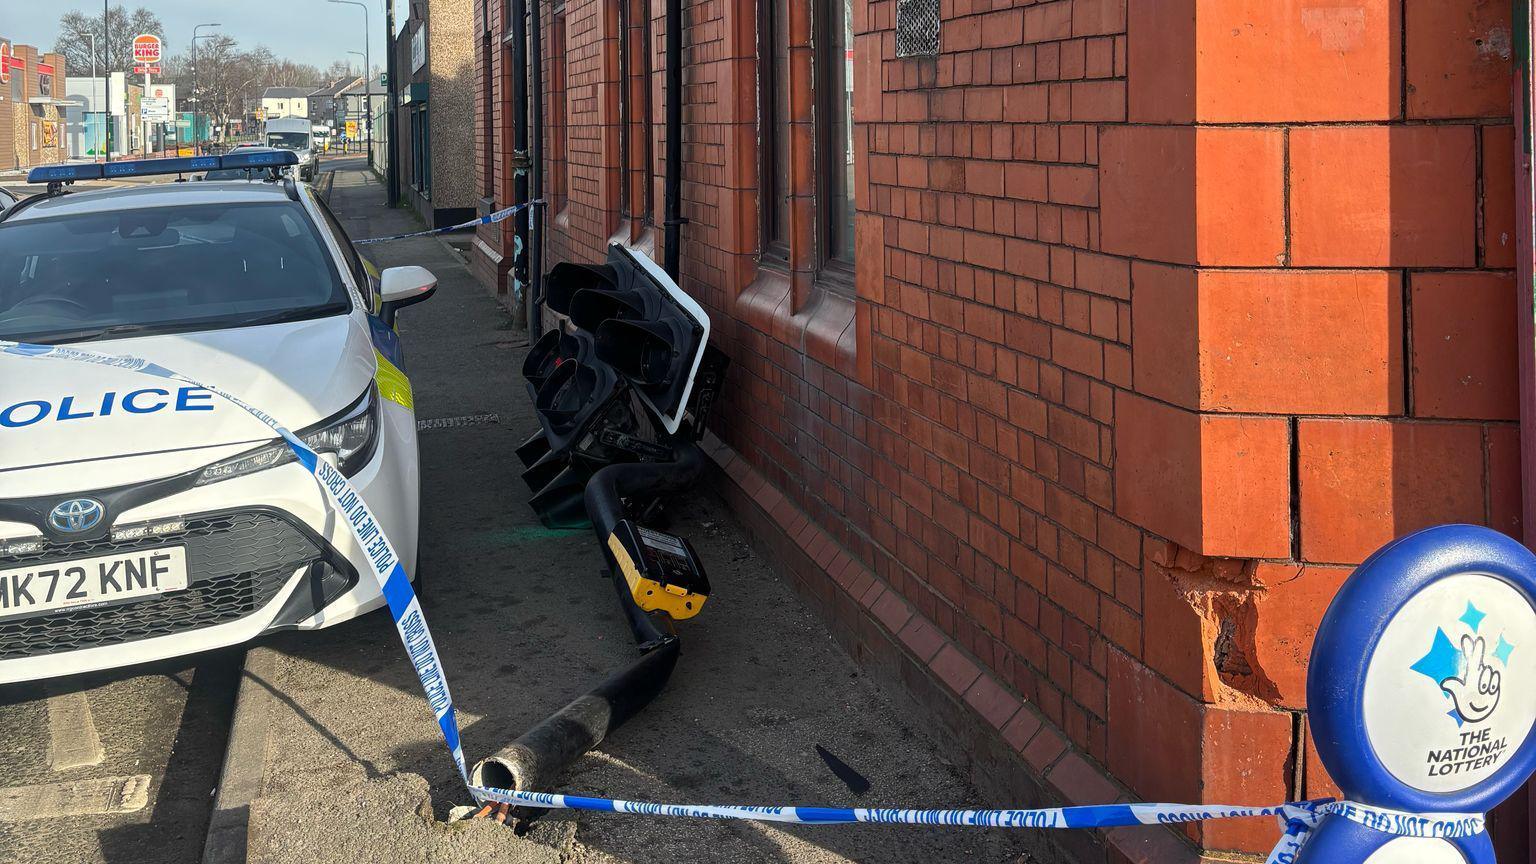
[0, 339, 473, 783]
[353, 200, 542, 245]
[0, 339, 1490, 863]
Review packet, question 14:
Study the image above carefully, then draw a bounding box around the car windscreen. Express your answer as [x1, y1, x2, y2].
[266, 132, 310, 151]
[0, 201, 349, 344]
[199, 168, 258, 180]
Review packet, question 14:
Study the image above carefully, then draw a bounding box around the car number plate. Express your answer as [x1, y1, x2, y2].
[0, 547, 188, 620]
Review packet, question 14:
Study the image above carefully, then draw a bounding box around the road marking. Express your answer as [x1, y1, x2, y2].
[417, 413, 499, 431]
[45, 687, 105, 770]
[0, 775, 150, 821]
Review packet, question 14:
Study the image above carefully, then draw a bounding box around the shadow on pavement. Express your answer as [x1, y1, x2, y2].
[94, 653, 241, 864]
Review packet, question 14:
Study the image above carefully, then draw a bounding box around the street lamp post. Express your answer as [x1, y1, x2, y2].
[84, 32, 102, 161]
[190, 23, 222, 154]
[328, 0, 371, 167]
[103, 0, 111, 160]
[347, 50, 366, 153]
[236, 75, 258, 141]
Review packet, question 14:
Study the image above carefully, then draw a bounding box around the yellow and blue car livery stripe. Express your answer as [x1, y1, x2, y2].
[367, 315, 413, 411]
[375, 349, 413, 411]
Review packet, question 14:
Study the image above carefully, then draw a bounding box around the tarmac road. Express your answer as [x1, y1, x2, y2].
[0, 651, 242, 864]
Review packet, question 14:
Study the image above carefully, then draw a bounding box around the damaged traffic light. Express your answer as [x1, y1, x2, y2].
[517, 244, 727, 529]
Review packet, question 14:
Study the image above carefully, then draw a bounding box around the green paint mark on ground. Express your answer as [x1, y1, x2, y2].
[479, 525, 585, 545]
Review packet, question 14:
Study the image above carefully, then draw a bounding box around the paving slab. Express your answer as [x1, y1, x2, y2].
[208, 160, 1039, 864]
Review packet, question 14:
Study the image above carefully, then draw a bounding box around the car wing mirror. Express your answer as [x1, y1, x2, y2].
[378, 265, 437, 324]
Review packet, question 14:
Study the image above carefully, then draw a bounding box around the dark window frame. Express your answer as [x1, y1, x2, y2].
[421, 104, 432, 197]
[410, 105, 431, 197]
[638, 2, 655, 224]
[549, 5, 569, 212]
[757, 0, 788, 263]
[617, 0, 655, 230]
[813, 0, 855, 289]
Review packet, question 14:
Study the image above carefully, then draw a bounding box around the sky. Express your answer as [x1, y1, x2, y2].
[2, 1, 399, 72]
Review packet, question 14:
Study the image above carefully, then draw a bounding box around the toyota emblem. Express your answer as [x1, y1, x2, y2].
[48, 498, 105, 534]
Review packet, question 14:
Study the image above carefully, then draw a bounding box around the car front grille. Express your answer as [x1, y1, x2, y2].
[0, 510, 322, 661]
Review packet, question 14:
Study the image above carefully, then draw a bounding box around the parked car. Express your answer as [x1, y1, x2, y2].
[0, 152, 437, 683]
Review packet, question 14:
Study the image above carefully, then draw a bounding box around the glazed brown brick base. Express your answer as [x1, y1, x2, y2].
[705, 431, 1255, 864]
[470, 231, 511, 301]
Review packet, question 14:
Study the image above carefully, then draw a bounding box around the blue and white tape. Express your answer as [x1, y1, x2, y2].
[0, 340, 1491, 863]
[0, 340, 472, 782]
[354, 200, 540, 245]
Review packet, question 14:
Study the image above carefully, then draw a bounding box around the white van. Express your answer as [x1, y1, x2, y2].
[263, 118, 319, 181]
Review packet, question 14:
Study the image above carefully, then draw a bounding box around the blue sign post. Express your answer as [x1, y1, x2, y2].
[1302, 525, 1536, 862]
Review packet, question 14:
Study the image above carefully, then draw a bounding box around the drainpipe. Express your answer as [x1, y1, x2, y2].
[509, 0, 530, 329]
[385, 0, 401, 207]
[528, 0, 546, 337]
[661, 0, 683, 279]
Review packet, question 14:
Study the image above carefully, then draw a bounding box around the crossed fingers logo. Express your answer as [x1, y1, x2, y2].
[1411, 602, 1516, 727]
[1442, 634, 1501, 724]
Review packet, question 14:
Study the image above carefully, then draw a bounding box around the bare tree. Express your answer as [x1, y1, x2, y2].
[54, 6, 165, 75]
[160, 38, 323, 127]
[263, 57, 324, 89]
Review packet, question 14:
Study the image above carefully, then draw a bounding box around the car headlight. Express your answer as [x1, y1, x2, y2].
[194, 385, 380, 487]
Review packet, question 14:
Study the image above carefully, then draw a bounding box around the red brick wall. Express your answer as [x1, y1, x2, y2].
[472, 0, 510, 295]
[1109, 4, 1517, 852]
[475, 1, 1521, 859]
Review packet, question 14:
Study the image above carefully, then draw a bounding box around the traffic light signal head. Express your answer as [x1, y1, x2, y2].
[518, 245, 718, 527]
[583, 245, 708, 435]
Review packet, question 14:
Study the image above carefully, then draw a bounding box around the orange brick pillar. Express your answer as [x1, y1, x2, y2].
[1102, 1, 1517, 857]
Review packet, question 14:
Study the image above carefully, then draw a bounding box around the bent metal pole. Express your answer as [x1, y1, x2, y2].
[468, 441, 706, 825]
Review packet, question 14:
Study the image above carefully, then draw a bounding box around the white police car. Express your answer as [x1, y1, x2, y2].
[0, 152, 435, 684]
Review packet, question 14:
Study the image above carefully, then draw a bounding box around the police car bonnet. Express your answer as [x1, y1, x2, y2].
[0, 316, 376, 481]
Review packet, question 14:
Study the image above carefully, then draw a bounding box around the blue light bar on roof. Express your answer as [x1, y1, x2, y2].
[222, 150, 300, 170]
[25, 150, 299, 184]
[27, 163, 105, 183]
[103, 156, 220, 178]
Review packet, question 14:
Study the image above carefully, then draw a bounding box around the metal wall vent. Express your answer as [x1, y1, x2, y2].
[896, 0, 941, 58]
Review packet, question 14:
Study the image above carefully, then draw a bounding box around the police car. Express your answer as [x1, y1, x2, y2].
[0, 151, 435, 684]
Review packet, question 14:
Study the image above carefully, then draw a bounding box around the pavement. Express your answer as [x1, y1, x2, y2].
[201, 158, 1040, 864]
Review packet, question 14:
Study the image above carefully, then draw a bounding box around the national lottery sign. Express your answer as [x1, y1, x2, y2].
[1303, 525, 1536, 864]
